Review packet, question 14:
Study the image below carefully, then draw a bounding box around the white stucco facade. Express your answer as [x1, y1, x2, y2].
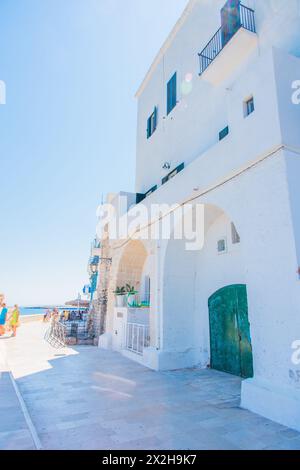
[96, 0, 300, 432]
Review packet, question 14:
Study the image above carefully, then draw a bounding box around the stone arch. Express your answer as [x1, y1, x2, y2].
[115, 240, 149, 293]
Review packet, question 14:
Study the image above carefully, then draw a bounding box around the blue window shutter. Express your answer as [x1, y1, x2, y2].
[147, 116, 150, 139]
[172, 73, 177, 109]
[154, 107, 157, 131]
[219, 126, 229, 141]
[147, 107, 158, 139]
[167, 80, 171, 114]
[167, 73, 177, 115]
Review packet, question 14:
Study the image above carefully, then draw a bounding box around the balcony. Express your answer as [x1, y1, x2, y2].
[91, 240, 101, 257]
[198, 3, 257, 85]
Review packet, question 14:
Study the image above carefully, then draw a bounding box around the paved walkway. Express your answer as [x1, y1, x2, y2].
[1, 321, 300, 450]
[0, 342, 35, 450]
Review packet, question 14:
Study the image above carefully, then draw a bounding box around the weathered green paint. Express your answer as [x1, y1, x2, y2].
[208, 284, 254, 379]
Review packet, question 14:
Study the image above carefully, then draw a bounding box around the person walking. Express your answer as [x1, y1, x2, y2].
[0, 303, 8, 336]
[52, 308, 59, 322]
[9, 305, 20, 337]
[43, 309, 51, 322]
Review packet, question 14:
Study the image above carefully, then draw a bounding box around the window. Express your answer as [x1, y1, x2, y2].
[136, 193, 146, 204]
[231, 222, 241, 244]
[147, 107, 157, 139]
[167, 73, 177, 115]
[162, 163, 184, 185]
[217, 238, 227, 254]
[219, 126, 229, 141]
[244, 96, 255, 117]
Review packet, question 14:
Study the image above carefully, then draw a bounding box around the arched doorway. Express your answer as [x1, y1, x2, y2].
[116, 240, 149, 296]
[113, 240, 151, 354]
[208, 284, 253, 378]
[162, 202, 251, 371]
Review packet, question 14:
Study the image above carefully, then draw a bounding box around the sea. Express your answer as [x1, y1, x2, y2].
[19, 306, 78, 317]
[20, 307, 52, 317]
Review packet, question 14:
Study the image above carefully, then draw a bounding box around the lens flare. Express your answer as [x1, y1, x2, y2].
[181, 81, 192, 95]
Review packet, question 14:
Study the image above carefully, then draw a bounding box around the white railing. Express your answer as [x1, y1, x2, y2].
[126, 323, 150, 355]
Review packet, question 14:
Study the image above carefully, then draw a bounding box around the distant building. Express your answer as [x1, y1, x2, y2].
[92, 0, 300, 432]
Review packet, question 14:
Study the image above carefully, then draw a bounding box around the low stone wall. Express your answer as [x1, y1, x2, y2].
[127, 308, 150, 325]
[66, 338, 94, 346]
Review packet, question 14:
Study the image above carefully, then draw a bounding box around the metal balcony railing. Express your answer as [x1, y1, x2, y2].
[198, 4, 256, 76]
[92, 239, 101, 249]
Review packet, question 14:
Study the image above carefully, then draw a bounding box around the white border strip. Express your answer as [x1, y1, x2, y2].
[9, 371, 43, 450]
[1, 341, 42, 449]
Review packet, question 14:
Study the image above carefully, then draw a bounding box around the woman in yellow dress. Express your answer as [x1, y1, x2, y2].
[10, 305, 20, 337]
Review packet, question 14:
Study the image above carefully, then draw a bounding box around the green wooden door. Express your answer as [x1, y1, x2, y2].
[208, 285, 253, 378]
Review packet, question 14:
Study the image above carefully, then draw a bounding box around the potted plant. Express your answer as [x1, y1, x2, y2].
[114, 286, 126, 307]
[126, 284, 138, 308]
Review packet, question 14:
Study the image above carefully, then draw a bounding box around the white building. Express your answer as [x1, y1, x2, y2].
[95, 0, 300, 432]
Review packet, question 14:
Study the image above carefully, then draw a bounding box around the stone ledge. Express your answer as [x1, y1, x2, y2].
[242, 377, 300, 432]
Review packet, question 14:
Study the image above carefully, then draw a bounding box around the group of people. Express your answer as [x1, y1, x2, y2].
[43, 308, 60, 323]
[0, 295, 20, 338]
[43, 308, 87, 323]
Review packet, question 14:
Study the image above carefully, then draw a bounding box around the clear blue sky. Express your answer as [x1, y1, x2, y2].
[0, 0, 188, 306]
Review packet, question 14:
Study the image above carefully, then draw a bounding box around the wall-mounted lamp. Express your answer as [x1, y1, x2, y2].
[162, 162, 171, 171]
[91, 264, 98, 274]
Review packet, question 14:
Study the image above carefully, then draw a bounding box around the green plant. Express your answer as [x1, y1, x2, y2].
[126, 284, 137, 295]
[114, 286, 126, 296]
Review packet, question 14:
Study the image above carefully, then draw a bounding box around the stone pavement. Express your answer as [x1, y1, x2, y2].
[1, 321, 300, 450]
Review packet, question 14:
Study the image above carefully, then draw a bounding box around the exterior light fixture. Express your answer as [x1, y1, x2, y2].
[91, 264, 98, 274]
[162, 162, 171, 170]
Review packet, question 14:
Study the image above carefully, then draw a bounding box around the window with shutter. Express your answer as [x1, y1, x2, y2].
[244, 96, 255, 117]
[219, 126, 229, 141]
[167, 73, 177, 115]
[147, 107, 158, 139]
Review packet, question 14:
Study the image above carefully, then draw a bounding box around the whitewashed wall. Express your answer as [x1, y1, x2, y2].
[135, 0, 300, 194]
[100, 0, 300, 432]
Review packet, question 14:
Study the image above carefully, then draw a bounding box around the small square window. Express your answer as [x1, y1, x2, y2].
[244, 97, 255, 117]
[217, 238, 227, 254]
